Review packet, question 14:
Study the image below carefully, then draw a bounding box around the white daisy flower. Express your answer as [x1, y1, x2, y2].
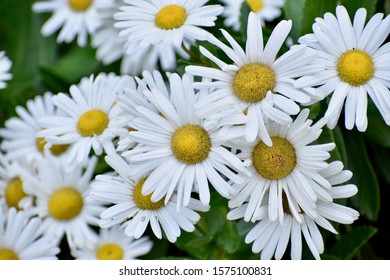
[32, 0, 115, 47]
[229, 109, 334, 223]
[0, 92, 71, 162]
[220, 0, 285, 31]
[37, 73, 132, 167]
[228, 161, 359, 260]
[0, 154, 35, 212]
[119, 72, 247, 207]
[20, 156, 105, 249]
[90, 154, 209, 243]
[0, 208, 60, 260]
[0, 51, 12, 89]
[186, 12, 323, 145]
[297, 5, 390, 131]
[71, 225, 153, 260]
[114, 0, 223, 48]
[92, 0, 186, 75]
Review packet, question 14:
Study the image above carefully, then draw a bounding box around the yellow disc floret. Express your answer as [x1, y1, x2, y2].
[68, 0, 93, 12]
[233, 63, 276, 103]
[48, 187, 83, 221]
[171, 124, 211, 164]
[77, 109, 109, 137]
[133, 178, 165, 210]
[246, 0, 264, 13]
[5, 177, 26, 209]
[155, 4, 187, 30]
[337, 50, 374, 86]
[252, 136, 296, 180]
[96, 243, 124, 260]
[0, 248, 19, 260]
[36, 137, 70, 156]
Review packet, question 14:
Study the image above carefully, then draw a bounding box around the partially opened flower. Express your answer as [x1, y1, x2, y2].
[0, 51, 12, 89]
[228, 161, 359, 260]
[220, 0, 285, 31]
[37, 73, 131, 167]
[297, 5, 390, 131]
[119, 72, 246, 207]
[0, 93, 70, 162]
[20, 156, 105, 249]
[0, 208, 60, 260]
[114, 0, 223, 48]
[228, 109, 334, 223]
[71, 225, 153, 260]
[186, 12, 322, 145]
[90, 154, 209, 243]
[33, 0, 115, 46]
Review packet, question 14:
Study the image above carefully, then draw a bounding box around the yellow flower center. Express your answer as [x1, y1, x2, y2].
[337, 50, 374, 86]
[5, 177, 26, 209]
[245, 0, 264, 13]
[68, 0, 93, 12]
[77, 109, 109, 137]
[0, 248, 19, 260]
[48, 187, 83, 221]
[36, 137, 70, 156]
[252, 136, 296, 180]
[155, 4, 187, 30]
[233, 63, 276, 103]
[96, 243, 124, 260]
[171, 124, 211, 164]
[133, 178, 165, 210]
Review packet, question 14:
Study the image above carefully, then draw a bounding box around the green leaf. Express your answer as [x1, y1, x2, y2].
[283, 0, 306, 41]
[239, 2, 250, 41]
[329, 226, 378, 259]
[300, 0, 339, 36]
[343, 130, 380, 221]
[341, 0, 380, 18]
[217, 221, 241, 254]
[365, 102, 390, 148]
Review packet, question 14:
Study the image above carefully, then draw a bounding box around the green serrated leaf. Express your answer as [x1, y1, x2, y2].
[341, 0, 380, 18]
[343, 130, 380, 221]
[217, 221, 241, 254]
[329, 226, 378, 259]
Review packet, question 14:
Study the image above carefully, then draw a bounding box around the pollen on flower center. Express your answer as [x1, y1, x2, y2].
[252, 136, 296, 180]
[337, 50, 374, 86]
[36, 137, 70, 156]
[48, 187, 83, 221]
[171, 124, 211, 164]
[0, 248, 19, 260]
[68, 0, 93, 12]
[155, 4, 187, 30]
[233, 63, 276, 103]
[96, 243, 124, 260]
[246, 0, 264, 13]
[5, 177, 26, 209]
[133, 178, 165, 210]
[77, 109, 109, 137]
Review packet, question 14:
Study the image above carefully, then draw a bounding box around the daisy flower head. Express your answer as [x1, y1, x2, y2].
[228, 109, 335, 223]
[0, 92, 71, 163]
[0, 154, 36, 213]
[37, 73, 132, 168]
[228, 161, 359, 260]
[114, 0, 223, 48]
[119, 72, 247, 207]
[20, 156, 105, 249]
[220, 0, 285, 31]
[32, 0, 115, 47]
[90, 154, 209, 243]
[71, 225, 153, 260]
[297, 5, 390, 131]
[0, 208, 60, 260]
[0, 51, 12, 89]
[186, 12, 323, 145]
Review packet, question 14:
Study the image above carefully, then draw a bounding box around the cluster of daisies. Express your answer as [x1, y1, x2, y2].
[0, 0, 389, 260]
